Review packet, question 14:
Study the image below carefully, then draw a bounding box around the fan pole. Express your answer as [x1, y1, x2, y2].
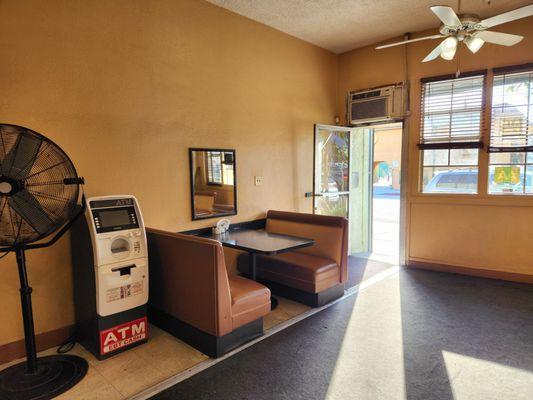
[15, 249, 38, 374]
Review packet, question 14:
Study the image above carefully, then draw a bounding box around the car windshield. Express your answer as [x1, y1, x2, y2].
[435, 172, 477, 191]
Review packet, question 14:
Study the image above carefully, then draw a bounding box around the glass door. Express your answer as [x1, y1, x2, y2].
[313, 124, 372, 254]
[314, 125, 350, 218]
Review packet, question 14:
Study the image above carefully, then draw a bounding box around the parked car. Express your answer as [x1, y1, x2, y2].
[425, 169, 478, 193]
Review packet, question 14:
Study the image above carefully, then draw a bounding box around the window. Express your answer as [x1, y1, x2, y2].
[488, 68, 533, 194]
[222, 152, 235, 186]
[419, 74, 485, 193]
[422, 149, 478, 193]
[207, 151, 223, 185]
[207, 151, 234, 186]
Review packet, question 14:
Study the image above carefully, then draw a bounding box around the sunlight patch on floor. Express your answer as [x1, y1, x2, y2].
[442, 350, 533, 400]
[325, 273, 406, 400]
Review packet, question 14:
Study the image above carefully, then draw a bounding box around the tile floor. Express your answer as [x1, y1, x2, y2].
[0, 296, 310, 399]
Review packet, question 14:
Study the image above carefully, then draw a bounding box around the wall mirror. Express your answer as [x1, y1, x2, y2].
[189, 148, 237, 220]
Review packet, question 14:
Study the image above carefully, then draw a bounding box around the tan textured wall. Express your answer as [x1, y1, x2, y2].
[373, 127, 402, 189]
[0, 0, 337, 345]
[338, 17, 533, 275]
[374, 128, 402, 166]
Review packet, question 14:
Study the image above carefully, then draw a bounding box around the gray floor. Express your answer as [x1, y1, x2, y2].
[151, 269, 533, 400]
[345, 256, 394, 288]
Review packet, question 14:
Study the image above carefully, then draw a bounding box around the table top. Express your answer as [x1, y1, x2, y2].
[201, 228, 314, 255]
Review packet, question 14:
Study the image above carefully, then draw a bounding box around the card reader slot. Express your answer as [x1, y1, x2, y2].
[111, 265, 136, 276]
[111, 246, 129, 254]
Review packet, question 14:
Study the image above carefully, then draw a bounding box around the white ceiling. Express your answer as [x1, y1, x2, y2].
[206, 0, 533, 53]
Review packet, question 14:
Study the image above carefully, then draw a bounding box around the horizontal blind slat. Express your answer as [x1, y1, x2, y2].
[489, 70, 533, 151]
[420, 75, 485, 148]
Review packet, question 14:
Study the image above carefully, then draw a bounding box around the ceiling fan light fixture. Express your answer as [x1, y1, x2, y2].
[440, 36, 458, 60]
[464, 36, 485, 53]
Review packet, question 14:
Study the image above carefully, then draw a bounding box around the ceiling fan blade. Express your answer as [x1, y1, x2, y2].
[422, 41, 444, 62]
[430, 6, 462, 27]
[479, 4, 533, 28]
[474, 31, 524, 46]
[376, 34, 444, 49]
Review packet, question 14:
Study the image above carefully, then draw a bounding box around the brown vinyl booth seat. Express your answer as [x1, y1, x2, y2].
[146, 228, 271, 358]
[238, 210, 348, 307]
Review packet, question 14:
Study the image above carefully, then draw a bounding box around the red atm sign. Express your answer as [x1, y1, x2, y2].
[100, 317, 148, 355]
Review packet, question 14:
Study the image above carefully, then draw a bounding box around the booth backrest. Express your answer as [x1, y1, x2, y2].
[146, 228, 233, 336]
[265, 210, 348, 283]
[194, 192, 216, 212]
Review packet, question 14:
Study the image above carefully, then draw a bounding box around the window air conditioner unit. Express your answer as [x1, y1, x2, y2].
[347, 84, 404, 125]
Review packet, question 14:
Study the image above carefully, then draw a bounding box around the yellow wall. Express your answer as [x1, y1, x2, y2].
[338, 17, 533, 275]
[0, 0, 336, 345]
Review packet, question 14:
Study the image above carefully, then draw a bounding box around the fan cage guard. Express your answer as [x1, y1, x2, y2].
[0, 124, 81, 247]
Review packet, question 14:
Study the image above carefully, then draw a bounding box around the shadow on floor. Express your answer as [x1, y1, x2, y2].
[400, 269, 533, 400]
[345, 256, 394, 289]
[151, 294, 362, 400]
[149, 262, 372, 400]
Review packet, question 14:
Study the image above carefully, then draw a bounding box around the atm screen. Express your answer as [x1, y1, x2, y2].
[99, 209, 131, 228]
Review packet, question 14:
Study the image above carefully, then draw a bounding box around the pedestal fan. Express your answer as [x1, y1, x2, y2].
[0, 124, 87, 400]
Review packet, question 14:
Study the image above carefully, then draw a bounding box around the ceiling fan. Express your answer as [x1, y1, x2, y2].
[376, 4, 533, 62]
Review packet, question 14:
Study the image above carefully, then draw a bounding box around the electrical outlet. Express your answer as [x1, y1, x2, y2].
[254, 176, 264, 186]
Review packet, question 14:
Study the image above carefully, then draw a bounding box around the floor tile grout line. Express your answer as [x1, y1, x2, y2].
[127, 265, 402, 400]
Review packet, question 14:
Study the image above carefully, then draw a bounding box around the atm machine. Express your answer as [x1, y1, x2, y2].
[71, 195, 149, 359]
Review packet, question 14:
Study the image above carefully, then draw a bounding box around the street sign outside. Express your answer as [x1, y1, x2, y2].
[494, 166, 521, 184]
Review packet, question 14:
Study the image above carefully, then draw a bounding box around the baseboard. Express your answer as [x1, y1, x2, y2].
[148, 306, 264, 358]
[0, 325, 73, 365]
[407, 261, 533, 284]
[250, 278, 345, 307]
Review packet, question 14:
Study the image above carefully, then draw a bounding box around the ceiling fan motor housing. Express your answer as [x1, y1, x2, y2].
[439, 14, 482, 39]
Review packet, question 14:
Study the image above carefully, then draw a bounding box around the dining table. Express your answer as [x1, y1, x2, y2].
[200, 228, 314, 309]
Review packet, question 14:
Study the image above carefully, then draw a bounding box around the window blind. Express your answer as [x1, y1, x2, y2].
[207, 151, 222, 184]
[419, 74, 485, 149]
[489, 68, 533, 152]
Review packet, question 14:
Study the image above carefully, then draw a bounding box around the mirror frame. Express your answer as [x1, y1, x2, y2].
[189, 148, 237, 221]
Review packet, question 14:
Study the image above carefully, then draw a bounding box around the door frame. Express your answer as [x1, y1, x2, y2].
[367, 121, 405, 263]
[399, 119, 408, 266]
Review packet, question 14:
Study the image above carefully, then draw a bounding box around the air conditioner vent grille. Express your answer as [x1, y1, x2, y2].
[351, 90, 382, 101]
[351, 98, 387, 121]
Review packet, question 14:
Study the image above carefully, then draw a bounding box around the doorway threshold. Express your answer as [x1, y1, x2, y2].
[352, 252, 399, 266]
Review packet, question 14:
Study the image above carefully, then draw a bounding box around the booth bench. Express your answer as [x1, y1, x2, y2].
[146, 228, 271, 358]
[237, 210, 348, 307]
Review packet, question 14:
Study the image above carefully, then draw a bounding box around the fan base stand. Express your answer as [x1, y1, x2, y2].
[0, 355, 88, 400]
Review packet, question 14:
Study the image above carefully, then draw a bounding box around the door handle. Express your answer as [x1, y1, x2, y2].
[305, 192, 322, 197]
